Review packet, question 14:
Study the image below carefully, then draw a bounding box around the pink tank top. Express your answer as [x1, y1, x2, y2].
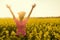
[14, 18, 28, 36]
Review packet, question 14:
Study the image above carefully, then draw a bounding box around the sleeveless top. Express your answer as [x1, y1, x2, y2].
[14, 18, 28, 36]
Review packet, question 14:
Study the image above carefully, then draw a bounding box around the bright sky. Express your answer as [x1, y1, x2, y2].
[0, 0, 60, 18]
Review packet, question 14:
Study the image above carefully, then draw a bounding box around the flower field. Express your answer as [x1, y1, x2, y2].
[0, 17, 60, 40]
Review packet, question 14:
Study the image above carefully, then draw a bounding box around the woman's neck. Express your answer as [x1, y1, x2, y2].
[20, 18, 24, 22]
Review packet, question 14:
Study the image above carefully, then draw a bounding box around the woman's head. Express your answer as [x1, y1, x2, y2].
[18, 11, 26, 21]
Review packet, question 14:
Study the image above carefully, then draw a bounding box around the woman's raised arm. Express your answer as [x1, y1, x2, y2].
[27, 4, 36, 19]
[6, 5, 15, 18]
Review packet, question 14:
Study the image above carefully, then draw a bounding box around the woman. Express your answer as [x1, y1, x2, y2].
[6, 4, 36, 37]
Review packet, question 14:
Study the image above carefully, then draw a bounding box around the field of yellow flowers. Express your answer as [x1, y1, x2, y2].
[0, 17, 60, 40]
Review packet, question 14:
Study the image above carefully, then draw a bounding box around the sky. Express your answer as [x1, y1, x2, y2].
[0, 0, 60, 18]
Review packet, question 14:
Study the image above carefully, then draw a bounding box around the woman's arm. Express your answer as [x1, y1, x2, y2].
[6, 5, 15, 18]
[27, 4, 36, 19]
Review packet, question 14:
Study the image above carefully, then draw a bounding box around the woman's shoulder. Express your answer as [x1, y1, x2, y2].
[13, 17, 19, 21]
[23, 17, 28, 20]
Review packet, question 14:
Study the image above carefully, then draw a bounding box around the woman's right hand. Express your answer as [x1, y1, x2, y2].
[32, 4, 36, 8]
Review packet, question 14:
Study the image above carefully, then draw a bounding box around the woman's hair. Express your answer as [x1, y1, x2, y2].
[18, 11, 26, 16]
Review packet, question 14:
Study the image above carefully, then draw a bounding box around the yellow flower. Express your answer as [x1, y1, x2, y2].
[11, 31, 16, 35]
